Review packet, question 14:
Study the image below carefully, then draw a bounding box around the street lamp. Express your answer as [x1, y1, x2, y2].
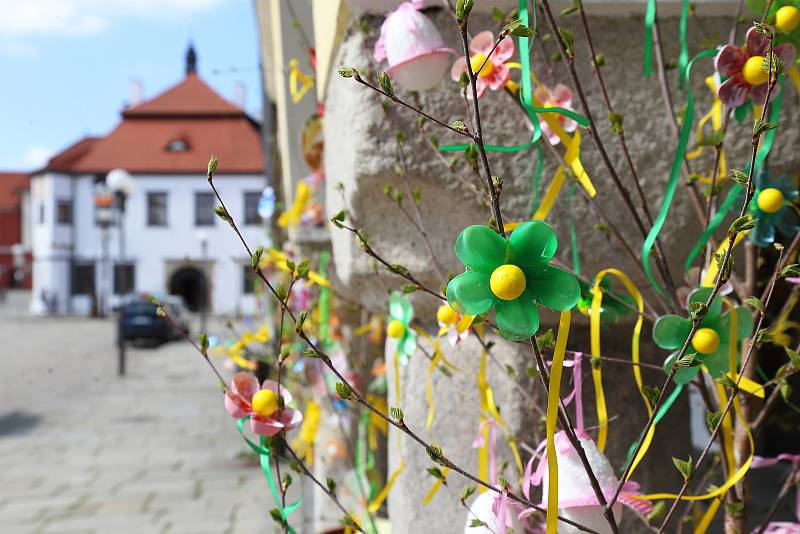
[195, 229, 209, 334]
[107, 169, 135, 300]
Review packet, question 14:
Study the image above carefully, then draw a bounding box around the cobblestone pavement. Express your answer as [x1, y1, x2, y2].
[0, 295, 306, 534]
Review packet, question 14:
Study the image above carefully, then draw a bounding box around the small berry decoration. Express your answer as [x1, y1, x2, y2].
[446, 221, 580, 341]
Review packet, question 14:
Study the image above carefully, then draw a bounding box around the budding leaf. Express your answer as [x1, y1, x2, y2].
[199, 333, 209, 353]
[337, 65, 356, 78]
[743, 296, 764, 311]
[213, 205, 231, 223]
[295, 310, 308, 333]
[728, 214, 757, 235]
[326, 477, 337, 495]
[426, 467, 446, 482]
[729, 169, 749, 187]
[672, 455, 693, 480]
[390, 406, 404, 422]
[641, 384, 661, 405]
[207, 155, 219, 178]
[251, 246, 264, 271]
[456, 0, 475, 22]
[753, 119, 779, 137]
[461, 485, 477, 501]
[785, 347, 800, 369]
[558, 27, 575, 56]
[706, 410, 722, 431]
[688, 301, 708, 320]
[503, 18, 536, 37]
[377, 71, 394, 96]
[780, 264, 800, 277]
[676, 352, 701, 368]
[608, 111, 624, 134]
[755, 328, 773, 343]
[335, 381, 352, 400]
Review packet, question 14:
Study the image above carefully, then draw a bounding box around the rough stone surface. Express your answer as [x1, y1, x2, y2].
[323, 6, 798, 534]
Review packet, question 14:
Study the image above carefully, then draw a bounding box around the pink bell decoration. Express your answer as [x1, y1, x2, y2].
[463, 490, 521, 534]
[347, 0, 404, 13]
[374, 1, 454, 91]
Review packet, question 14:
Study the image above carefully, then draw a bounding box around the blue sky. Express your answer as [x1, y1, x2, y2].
[0, 0, 262, 171]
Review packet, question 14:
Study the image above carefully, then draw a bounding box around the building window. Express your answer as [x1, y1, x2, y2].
[114, 263, 135, 295]
[147, 192, 168, 226]
[56, 200, 72, 225]
[242, 264, 257, 294]
[166, 138, 190, 152]
[244, 191, 261, 225]
[71, 263, 95, 296]
[195, 192, 215, 226]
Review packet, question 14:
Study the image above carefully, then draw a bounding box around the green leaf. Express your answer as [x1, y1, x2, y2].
[297, 260, 310, 280]
[672, 455, 693, 480]
[401, 283, 418, 294]
[326, 477, 337, 495]
[558, 27, 575, 56]
[688, 301, 708, 320]
[785, 347, 800, 368]
[199, 333, 209, 354]
[743, 296, 764, 311]
[755, 328, 773, 344]
[213, 205, 231, 223]
[451, 120, 468, 133]
[390, 406, 404, 422]
[269, 509, 283, 524]
[726, 501, 744, 515]
[728, 214, 757, 235]
[377, 71, 394, 96]
[469, 519, 487, 528]
[536, 328, 555, 349]
[456, 0, 475, 21]
[560, 5, 579, 15]
[753, 119, 779, 137]
[647, 500, 667, 522]
[608, 111, 624, 134]
[426, 467, 446, 482]
[303, 347, 321, 359]
[461, 485, 477, 501]
[591, 355, 602, 370]
[330, 210, 346, 228]
[780, 264, 800, 277]
[281, 473, 292, 491]
[491, 6, 505, 21]
[729, 169, 749, 187]
[337, 66, 356, 78]
[594, 52, 606, 67]
[641, 384, 661, 405]
[676, 352, 701, 368]
[251, 246, 264, 271]
[779, 378, 792, 401]
[426, 444, 446, 465]
[503, 18, 536, 37]
[526, 366, 540, 379]
[706, 410, 722, 431]
[335, 381, 352, 400]
[207, 155, 219, 177]
[715, 375, 737, 389]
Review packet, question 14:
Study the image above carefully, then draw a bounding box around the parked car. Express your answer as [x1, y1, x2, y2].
[118, 295, 190, 342]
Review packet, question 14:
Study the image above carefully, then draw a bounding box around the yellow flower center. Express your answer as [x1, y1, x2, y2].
[757, 187, 785, 213]
[470, 53, 495, 78]
[387, 319, 406, 339]
[776, 6, 800, 32]
[743, 56, 769, 86]
[436, 304, 460, 326]
[252, 389, 278, 417]
[489, 264, 526, 301]
[691, 328, 721, 355]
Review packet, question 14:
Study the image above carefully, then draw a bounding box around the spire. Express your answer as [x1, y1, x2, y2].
[185, 42, 197, 76]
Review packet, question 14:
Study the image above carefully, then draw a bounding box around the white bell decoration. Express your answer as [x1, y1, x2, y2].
[464, 490, 521, 534]
[541, 431, 625, 534]
[373, 1, 454, 91]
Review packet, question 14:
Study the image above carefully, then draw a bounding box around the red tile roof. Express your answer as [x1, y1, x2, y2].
[0, 172, 29, 209]
[45, 74, 264, 174]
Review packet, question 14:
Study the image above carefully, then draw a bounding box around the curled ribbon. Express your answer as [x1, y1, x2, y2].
[288, 58, 314, 104]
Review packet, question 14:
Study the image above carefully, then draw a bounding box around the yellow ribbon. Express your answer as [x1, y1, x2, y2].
[288, 58, 314, 103]
[694, 496, 723, 534]
[686, 77, 726, 185]
[701, 231, 747, 287]
[290, 400, 320, 465]
[545, 311, 571, 534]
[771, 289, 800, 347]
[788, 66, 800, 96]
[277, 181, 311, 228]
[423, 467, 451, 504]
[590, 269, 644, 455]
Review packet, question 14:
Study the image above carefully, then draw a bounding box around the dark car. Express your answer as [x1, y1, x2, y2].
[118, 296, 190, 342]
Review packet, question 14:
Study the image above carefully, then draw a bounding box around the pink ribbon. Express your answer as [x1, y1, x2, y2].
[472, 418, 499, 485]
[750, 454, 800, 532]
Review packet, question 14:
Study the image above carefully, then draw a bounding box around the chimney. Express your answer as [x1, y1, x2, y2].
[233, 82, 246, 109]
[129, 79, 143, 106]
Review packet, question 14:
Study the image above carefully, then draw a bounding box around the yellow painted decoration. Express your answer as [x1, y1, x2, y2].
[387, 320, 406, 339]
[691, 328, 721, 355]
[291, 400, 321, 465]
[251, 389, 278, 417]
[470, 54, 494, 78]
[489, 264, 526, 301]
[743, 56, 769, 86]
[757, 187, 785, 213]
[776, 6, 800, 32]
[288, 58, 315, 103]
[436, 304, 459, 326]
[545, 311, 571, 534]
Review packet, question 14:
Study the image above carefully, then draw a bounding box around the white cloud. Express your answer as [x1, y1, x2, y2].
[22, 146, 54, 169]
[0, 0, 224, 37]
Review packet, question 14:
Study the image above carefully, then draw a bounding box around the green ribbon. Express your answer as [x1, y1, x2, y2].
[643, 0, 656, 77]
[237, 417, 303, 532]
[567, 182, 581, 274]
[531, 143, 544, 212]
[683, 79, 785, 275]
[678, 0, 689, 88]
[319, 250, 331, 346]
[641, 49, 717, 300]
[622, 384, 684, 472]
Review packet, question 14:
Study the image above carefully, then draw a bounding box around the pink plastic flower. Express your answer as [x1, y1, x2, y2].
[533, 83, 577, 145]
[450, 31, 515, 98]
[715, 27, 795, 108]
[224, 372, 302, 436]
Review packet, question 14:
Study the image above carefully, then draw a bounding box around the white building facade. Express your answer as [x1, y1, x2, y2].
[30, 48, 268, 316]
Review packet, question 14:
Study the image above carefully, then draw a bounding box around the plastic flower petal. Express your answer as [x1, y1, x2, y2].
[653, 315, 692, 350]
[387, 291, 417, 362]
[450, 30, 514, 98]
[534, 83, 578, 145]
[224, 372, 302, 437]
[447, 221, 579, 341]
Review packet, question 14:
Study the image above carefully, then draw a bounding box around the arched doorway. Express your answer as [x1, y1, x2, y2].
[168, 267, 208, 312]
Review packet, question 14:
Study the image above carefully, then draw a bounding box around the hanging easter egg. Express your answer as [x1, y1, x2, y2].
[541, 432, 624, 534]
[463, 490, 521, 534]
[373, 2, 454, 91]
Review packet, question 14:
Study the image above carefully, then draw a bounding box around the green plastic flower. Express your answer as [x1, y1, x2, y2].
[387, 291, 417, 363]
[577, 279, 635, 325]
[446, 221, 580, 341]
[652, 287, 753, 384]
